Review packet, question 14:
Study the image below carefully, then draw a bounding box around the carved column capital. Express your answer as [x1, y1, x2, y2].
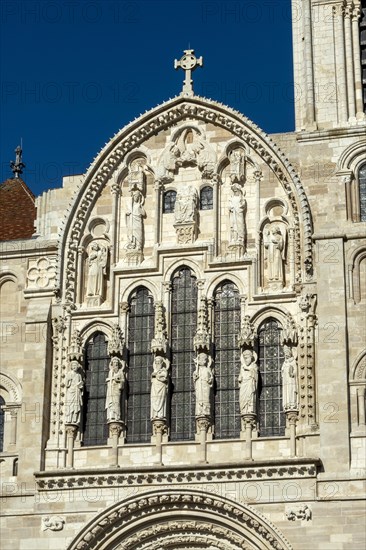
[120, 301, 130, 315]
[65, 424, 78, 439]
[152, 418, 167, 437]
[108, 421, 124, 439]
[196, 416, 211, 433]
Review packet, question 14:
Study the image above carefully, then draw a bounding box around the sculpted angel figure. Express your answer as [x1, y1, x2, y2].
[87, 242, 108, 297]
[125, 189, 146, 251]
[151, 356, 170, 419]
[281, 346, 298, 410]
[229, 184, 246, 245]
[193, 352, 214, 417]
[238, 349, 259, 415]
[174, 184, 198, 224]
[105, 357, 125, 422]
[65, 361, 84, 424]
[264, 225, 286, 283]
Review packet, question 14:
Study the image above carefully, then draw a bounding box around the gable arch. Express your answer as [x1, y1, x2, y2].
[59, 95, 313, 305]
[66, 488, 293, 550]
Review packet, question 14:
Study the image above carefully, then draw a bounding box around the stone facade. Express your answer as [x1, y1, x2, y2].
[1, 2, 365, 548]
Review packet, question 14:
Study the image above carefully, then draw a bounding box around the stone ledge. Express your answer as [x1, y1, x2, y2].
[34, 457, 321, 491]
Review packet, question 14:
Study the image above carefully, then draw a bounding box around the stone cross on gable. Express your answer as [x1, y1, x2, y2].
[174, 49, 203, 97]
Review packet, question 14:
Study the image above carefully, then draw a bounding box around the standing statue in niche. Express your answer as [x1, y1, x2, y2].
[105, 357, 125, 422]
[87, 242, 108, 297]
[125, 189, 146, 251]
[229, 184, 246, 246]
[264, 225, 286, 283]
[174, 184, 198, 224]
[151, 356, 170, 419]
[238, 350, 259, 415]
[65, 361, 84, 425]
[193, 352, 214, 417]
[229, 148, 246, 183]
[282, 346, 298, 410]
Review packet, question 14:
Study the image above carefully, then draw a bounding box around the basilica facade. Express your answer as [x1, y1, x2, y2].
[1, 1, 366, 548]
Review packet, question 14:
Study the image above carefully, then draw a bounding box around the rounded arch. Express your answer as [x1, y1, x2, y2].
[351, 350, 366, 381]
[338, 140, 366, 173]
[121, 278, 159, 304]
[164, 258, 202, 284]
[207, 272, 246, 298]
[0, 271, 18, 286]
[66, 488, 293, 550]
[0, 370, 22, 404]
[59, 95, 313, 304]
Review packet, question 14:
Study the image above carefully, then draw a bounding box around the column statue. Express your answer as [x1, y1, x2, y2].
[105, 357, 125, 422]
[125, 189, 146, 251]
[193, 352, 214, 417]
[87, 242, 108, 297]
[282, 346, 298, 410]
[229, 184, 246, 246]
[151, 356, 170, 419]
[238, 349, 258, 415]
[65, 361, 84, 424]
[264, 225, 286, 283]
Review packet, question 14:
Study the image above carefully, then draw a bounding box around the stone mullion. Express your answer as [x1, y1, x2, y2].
[352, 3, 365, 118]
[344, 2, 356, 120]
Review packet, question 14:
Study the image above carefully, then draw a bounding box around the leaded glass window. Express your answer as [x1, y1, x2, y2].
[170, 267, 198, 441]
[258, 319, 285, 437]
[127, 287, 154, 443]
[163, 190, 177, 213]
[200, 186, 213, 210]
[359, 163, 366, 222]
[214, 281, 241, 439]
[83, 332, 109, 446]
[0, 396, 5, 452]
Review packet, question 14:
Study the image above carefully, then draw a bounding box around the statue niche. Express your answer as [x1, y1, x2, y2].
[228, 183, 247, 257]
[85, 240, 109, 307]
[263, 222, 287, 291]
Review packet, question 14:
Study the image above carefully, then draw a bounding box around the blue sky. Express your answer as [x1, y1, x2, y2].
[1, 0, 294, 196]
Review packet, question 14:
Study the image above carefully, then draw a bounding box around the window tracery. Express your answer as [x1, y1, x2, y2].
[200, 186, 213, 210]
[163, 190, 177, 213]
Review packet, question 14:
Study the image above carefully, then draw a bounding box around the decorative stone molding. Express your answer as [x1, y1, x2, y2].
[0, 371, 22, 403]
[35, 458, 319, 491]
[107, 323, 124, 357]
[65, 488, 294, 550]
[68, 329, 83, 362]
[59, 96, 313, 305]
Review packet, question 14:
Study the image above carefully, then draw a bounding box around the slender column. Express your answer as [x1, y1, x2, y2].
[76, 246, 84, 306]
[303, 0, 316, 128]
[286, 411, 299, 458]
[9, 408, 17, 446]
[196, 417, 210, 463]
[352, 4, 365, 119]
[288, 228, 295, 287]
[333, 3, 349, 124]
[65, 424, 78, 469]
[111, 182, 121, 264]
[108, 421, 123, 467]
[242, 414, 256, 460]
[154, 181, 162, 245]
[152, 419, 166, 465]
[344, 3, 356, 120]
[213, 179, 219, 257]
[357, 387, 366, 425]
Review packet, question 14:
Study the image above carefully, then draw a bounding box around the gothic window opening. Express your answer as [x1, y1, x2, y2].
[359, 163, 366, 222]
[127, 287, 154, 443]
[0, 396, 5, 452]
[83, 332, 109, 446]
[200, 186, 213, 210]
[163, 190, 177, 213]
[170, 267, 198, 441]
[258, 319, 285, 437]
[214, 281, 241, 439]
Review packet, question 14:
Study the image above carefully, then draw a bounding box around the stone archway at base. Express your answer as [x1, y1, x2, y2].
[68, 489, 293, 550]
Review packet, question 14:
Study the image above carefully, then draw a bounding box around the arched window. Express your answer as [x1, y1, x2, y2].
[0, 396, 5, 452]
[170, 267, 198, 441]
[214, 281, 241, 439]
[83, 332, 109, 446]
[359, 163, 366, 222]
[163, 190, 177, 213]
[127, 287, 154, 443]
[200, 186, 213, 210]
[258, 319, 285, 437]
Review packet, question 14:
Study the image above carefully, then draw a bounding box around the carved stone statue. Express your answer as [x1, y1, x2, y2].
[229, 184, 246, 246]
[264, 225, 286, 283]
[125, 189, 146, 251]
[238, 350, 258, 415]
[105, 357, 125, 422]
[238, 315, 255, 348]
[229, 148, 246, 183]
[157, 142, 180, 182]
[87, 242, 108, 297]
[282, 346, 298, 410]
[65, 361, 84, 425]
[151, 356, 170, 419]
[193, 352, 214, 417]
[174, 184, 198, 224]
[42, 516, 65, 531]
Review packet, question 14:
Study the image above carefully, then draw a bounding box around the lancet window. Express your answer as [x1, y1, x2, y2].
[163, 190, 177, 213]
[258, 319, 285, 437]
[170, 267, 198, 441]
[83, 332, 109, 446]
[200, 186, 213, 210]
[213, 281, 241, 439]
[127, 287, 154, 443]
